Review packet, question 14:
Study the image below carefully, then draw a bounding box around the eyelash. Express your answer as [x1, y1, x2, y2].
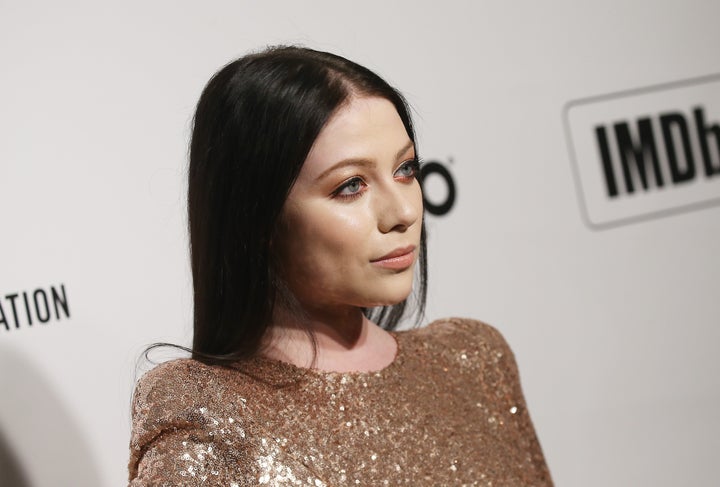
[396, 158, 421, 180]
[331, 158, 421, 201]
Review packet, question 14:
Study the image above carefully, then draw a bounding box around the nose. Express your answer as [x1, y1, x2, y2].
[376, 181, 422, 234]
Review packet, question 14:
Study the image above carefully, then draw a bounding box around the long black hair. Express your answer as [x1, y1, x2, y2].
[188, 46, 427, 365]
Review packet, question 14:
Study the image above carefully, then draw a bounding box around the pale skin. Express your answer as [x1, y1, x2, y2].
[264, 95, 423, 373]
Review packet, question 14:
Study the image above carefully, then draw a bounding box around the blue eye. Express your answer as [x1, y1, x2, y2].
[333, 177, 366, 200]
[395, 159, 420, 179]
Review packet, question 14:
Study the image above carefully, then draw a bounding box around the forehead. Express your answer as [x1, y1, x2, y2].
[299, 96, 412, 178]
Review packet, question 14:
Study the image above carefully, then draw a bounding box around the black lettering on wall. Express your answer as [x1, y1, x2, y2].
[615, 118, 665, 193]
[0, 302, 8, 331]
[419, 161, 456, 216]
[22, 291, 33, 326]
[596, 126, 619, 197]
[694, 107, 720, 176]
[33, 290, 50, 323]
[52, 284, 70, 320]
[595, 106, 720, 199]
[5, 294, 20, 329]
[1, 283, 70, 332]
[660, 112, 695, 184]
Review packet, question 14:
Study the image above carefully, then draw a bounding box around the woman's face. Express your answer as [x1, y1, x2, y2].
[274, 96, 423, 315]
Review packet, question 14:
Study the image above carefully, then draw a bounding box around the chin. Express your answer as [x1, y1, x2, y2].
[365, 281, 414, 307]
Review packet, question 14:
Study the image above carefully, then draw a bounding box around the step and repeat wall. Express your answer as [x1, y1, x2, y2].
[2, 1, 719, 486]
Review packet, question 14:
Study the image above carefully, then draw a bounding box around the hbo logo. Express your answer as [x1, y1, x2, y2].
[418, 160, 456, 216]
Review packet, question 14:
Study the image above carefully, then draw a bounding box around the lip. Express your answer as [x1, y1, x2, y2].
[371, 245, 416, 270]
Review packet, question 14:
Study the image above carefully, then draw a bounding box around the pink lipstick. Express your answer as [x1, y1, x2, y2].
[371, 245, 416, 270]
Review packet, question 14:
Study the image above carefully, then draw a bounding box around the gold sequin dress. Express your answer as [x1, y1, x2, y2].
[128, 318, 552, 486]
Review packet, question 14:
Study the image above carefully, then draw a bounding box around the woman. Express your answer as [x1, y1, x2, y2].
[128, 46, 552, 486]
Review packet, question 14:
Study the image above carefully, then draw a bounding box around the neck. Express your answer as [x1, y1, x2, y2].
[262, 305, 397, 372]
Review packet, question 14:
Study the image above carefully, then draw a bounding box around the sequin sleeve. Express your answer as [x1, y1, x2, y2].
[447, 318, 553, 483]
[127, 360, 260, 486]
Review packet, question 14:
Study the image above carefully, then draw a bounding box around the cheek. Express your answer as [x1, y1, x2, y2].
[277, 202, 372, 280]
[306, 208, 366, 252]
[413, 185, 424, 216]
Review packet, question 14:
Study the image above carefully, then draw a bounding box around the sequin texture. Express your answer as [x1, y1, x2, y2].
[128, 318, 553, 486]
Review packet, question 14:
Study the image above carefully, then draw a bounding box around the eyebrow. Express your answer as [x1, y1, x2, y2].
[315, 140, 415, 182]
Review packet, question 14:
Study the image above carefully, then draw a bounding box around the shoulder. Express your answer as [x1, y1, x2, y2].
[131, 359, 232, 420]
[130, 357, 254, 421]
[409, 317, 520, 376]
[133, 357, 226, 395]
[128, 359, 270, 484]
[415, 317, 512, 352]
[128, 359, 251, 476]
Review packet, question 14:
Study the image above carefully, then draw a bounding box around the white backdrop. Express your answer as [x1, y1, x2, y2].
[2, 1, 719, 486]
